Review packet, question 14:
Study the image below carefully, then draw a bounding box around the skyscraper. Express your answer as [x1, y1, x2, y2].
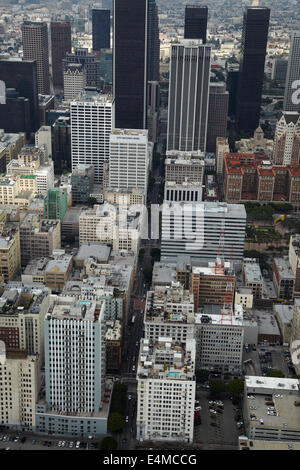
[236, 7, 270, 135]
[50, 22, 72, 89]
[206, 83, 229, 153]
[167, 40, 211, 152]
[63, 48, 101, 88]
[21, 21, 50, 95]
[113, 0, 148, 129]
[0, 59, 40, 132]
[184, 5, 208, 43]
[273, 112, 300, 165]
[284, 33, 300, 112]
[92, 9, 111, 51]
[147, 0, 160, 82]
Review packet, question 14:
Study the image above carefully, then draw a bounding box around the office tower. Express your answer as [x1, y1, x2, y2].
[164, 181, 203, 203]
[71, 165, 94, 203]
[108, 129, 150, 195]
[273, 112, 300, 165]
[35, 125, 52, 158]
[63, 63, 86, 100]
[50, 22, 72, 89]
[99, 48, 113, 90]
[226, 63, 239, 118]
[236, 7, 270, 134]
[71, 89, 114, 184]
[167, 40, 211, 152]
[161, 201, 246, 264]
[184, 5, 208, 43]
[0, 88, 31, 136]
[136, 338, 196, 443]
[21, 21, 50, 95]
[216, 137, 229, 176]
[92, 9, 110, 51]
[165, 151, 205, 183]
[284, 33, 300, 112]
[52, 116, 71, 172]
[272, 58, 288, 83]
[64, 48, 100, 88]
[206, 83, 229, 153]
[147, 81, 160, 143]
[147, 0, 160, 82]
[0, 59, 40, 133]
[44, 188, 68, 220]
[114, 0, 148, 129]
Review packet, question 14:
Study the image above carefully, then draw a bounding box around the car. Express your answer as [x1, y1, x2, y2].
[32, 439, 36, 445]
[14, 437, 19, 442]
[62, 441, 66, 447]
[58, 441, 62, 447]
[69, 442, 74, 448]
[209, 409, 217, 414]
[132, 365, 136, 372]
[125, 416, 129, 423]
[128, 394, 132, 400]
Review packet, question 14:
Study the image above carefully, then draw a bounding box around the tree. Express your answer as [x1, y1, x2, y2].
[195, 369, 210, 383]
[267, 369, 285, 378]
[108, 412, 124, 433]
[209, 379, 226, 397]
[226, 379, 244, 397]
[87, 197, 98, 207]
[101, 436, 118, 450]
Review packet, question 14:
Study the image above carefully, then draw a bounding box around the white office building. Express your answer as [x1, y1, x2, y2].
[71, 89, 114, 184]
[284, 32, 300, 112]
[63, 63, 86, 101]
[136, 337, 196, 443]
[108, 129, 151, 196]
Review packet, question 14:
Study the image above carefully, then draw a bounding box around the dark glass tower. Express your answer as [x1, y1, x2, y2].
[51, 22, 72, 89]
[236, 6, 270, 135]
[114, 0, 148, 129]
[184, 5, 208, 44]
[0, 59, 40, 133]
[92, 9, 111, 51]
[147, 0, 160, 82]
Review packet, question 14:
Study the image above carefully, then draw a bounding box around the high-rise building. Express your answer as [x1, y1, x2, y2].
[71, 164, 94, 203]
[226, 63, 239, 118]
[147, 0, 160, 82]
[0, 88, 31, 136]
[21, 21, 50, 95]
[92, 9, 110, 51]
[284, 33, 300, 112]
[52, 115, 71, 172]
[206, 83, 229, 153]
[44, 188, 68, 221]
[113, 0, 148, 129]
[184, 5, 208, 43]
[273, 112, 300, 166]
[50, 22, 72, 89]
[272, 58, 288, 83]
[108, 129, 150, 196]
[63, 63, 86, 101]
[63, 48, 101, 88]
[236, 7, 270, 134]
[70, 89, 114, 184]
[0, 59, 40, 133]
[216, 137, 229, 176]
[147, 81, 160, 143]
[167, 40, 211, 152]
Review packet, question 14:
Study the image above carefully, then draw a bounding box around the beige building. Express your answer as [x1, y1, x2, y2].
[242, 258, 263, 299]
[273, 304, 294, 344]
[216, 136, 229, 176]
[104, 188, 145, 206]
[0, 350, 39, 431]
[289, 234, 300, 297]
[235, 126, 274, 159]
[235, 286, 254, 309]
[165, 150, 205, 184]
[0, 129, 26, 165]
[0, 224, 21, 281]
[44, 253, 73, 292]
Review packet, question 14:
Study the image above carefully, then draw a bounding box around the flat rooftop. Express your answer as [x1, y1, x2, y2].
[274, 257, 295, 280]
[243, 260, 263, 284]
[273, 304, 294, 326]
[76, 243, 111, 262]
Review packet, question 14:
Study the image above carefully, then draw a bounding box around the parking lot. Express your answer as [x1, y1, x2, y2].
[193, 391, 240, 449]
[243, 345, 292, 378]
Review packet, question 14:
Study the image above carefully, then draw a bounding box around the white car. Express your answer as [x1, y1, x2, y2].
[69, 442, 74, 448]
[128, 394, 132, 400]
[58, 441, 62, 447]
[76, 441, 80, 449]
[125, 416, 129, 423]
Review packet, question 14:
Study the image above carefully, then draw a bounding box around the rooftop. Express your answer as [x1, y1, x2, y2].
[274, 257, 295, 280]
[243, 259, 263, 284]
[76, 243, 111, 263]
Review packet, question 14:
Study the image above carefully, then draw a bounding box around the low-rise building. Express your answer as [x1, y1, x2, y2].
[0, 224, 21, 281]
[273, 304, 294, 344]
[242, 258, 263, 299]
[44, 253, 73, 292]
[235, 287, 254, 309]
[106, 320, 122, 371]
[289, 234, 300, 297]
[71, 164, 94, 204]
[273, 257, 295, 301]
[165, 150, 205, 184]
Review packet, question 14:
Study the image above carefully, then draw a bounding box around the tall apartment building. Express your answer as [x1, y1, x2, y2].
[206, 83, 229, 153]
[63, 48, 101, 88]
[0, 224, 21, 281]
[0, 350, 39, 431]
[144, 284, 195, 343]
[0, 59, 40, 133]
[92, 9, 110, 51]
[21, 21, 50, 95]
[50, 22, 72, 89]
[224, 153, 300, 204]
[70, 89, 114, 184]
[273, 112, 300, 166]
[63, 63, 86, 101]
[167, 40, 211, 152]
[284, 33, 300, 112]
[165, 151, 205, 184]
[136, 338, 196, 443]
[108, 129, 150, 196]
[216, 137, 229, 176]
[191, 260, 235, 311]
[113, 0, 148, 129]
[20, 214, 61, 267]
[36, 298, 109, 437]
[236, 7, 270, 134]
[44, 188, 68, 221]
[71, 164, 94, 204]
[289, 234, 300, 296]
[184, 5, 208, 43]
[161, 201, 246, 264]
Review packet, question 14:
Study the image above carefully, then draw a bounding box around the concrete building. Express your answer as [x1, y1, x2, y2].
[242, 258, 263, 300]
[273, 257, 295, 301]
[235, 287, 254, 309]
[63, 63, 86, 101]
[161, 201, 246, 264]
[0, 224, 20, 281]
[35, 126, 52, 159]
[71, 165, 94, 204]
[273, 304, 294, 344]
[106, 319, 122, 371]
[0, 129, 26, 166]
[20, 214, 61, 267]
[273, 112, 300, 166]
[284, 33, 300, 112]
[63, 48, 101, 88]
[289, 234, 300, 297]
[44, 253, 73, 292]
[165, 151, 205, 184]
[50, 21, 72, 89]
[167, 40, 211, 153]
[206, 83, 229, 153]
[136, 338, 196, 443]
[164, 181, 203, 203]
[216, 137, 229, 177]
[235, 127, 274, 159]
[44, 188, 68, 221]
[244, 376, 300, 441]
[104, 188, 145, 206]
[108, 129, 151, 196]
[71, 90, 114, 184]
